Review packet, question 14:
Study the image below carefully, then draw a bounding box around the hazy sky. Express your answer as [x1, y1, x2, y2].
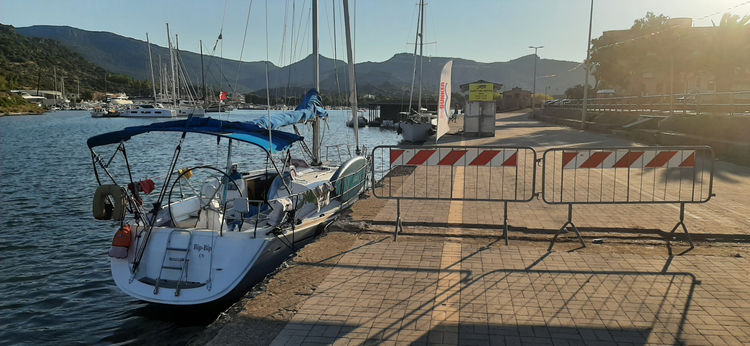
[2, 0, 748, 66]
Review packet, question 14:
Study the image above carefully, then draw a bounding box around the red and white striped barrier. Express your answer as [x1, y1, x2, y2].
[390, 148, 519, 167]
[561, 150, 696, 169]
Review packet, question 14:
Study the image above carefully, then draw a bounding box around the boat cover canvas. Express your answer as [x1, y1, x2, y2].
[250, 89, 328, 130]
[86, 117, 303, 152]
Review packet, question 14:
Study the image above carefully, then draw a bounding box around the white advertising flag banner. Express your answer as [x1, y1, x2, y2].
[436, 60, 453, 142]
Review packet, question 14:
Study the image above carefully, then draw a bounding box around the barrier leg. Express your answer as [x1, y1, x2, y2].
[548, 204, 585, 251]
[667, 203, 694, 255]
[503, 201, 509, 246]
[394, 199, 403, 241]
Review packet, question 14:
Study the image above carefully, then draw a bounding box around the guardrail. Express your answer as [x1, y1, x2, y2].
[371, 145, 537, 243]
[547, 90, 750, 116]
[542, 146, 715, 253]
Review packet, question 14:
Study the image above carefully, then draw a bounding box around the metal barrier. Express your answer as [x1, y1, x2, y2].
[371, 145, 537, 243]
[542, 146, 715, 252]
[547, 90, 750, 115]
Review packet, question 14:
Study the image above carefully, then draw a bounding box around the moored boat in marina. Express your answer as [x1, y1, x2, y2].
[88, 0, 368, 306]
[88, 90, 368, 306]
[399, 0, 432, 143]
[90, 106, 120, 118]
[120, 104, 176, 118]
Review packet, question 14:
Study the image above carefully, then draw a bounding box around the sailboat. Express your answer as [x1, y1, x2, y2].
[87, 0, 367, 306]
[399, 0, 432, 143]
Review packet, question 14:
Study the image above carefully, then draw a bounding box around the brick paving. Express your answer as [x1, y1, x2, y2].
[270, 237, 750, 345]
[260, 111, 750, 345]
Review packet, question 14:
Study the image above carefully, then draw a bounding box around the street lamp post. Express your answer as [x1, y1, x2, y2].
[581, 0, 594, 130]
[529, 45, 543, 118]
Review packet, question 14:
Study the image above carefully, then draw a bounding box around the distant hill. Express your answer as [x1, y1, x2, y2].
[16, 25, 586, 98]
[0, 24, 149, 97]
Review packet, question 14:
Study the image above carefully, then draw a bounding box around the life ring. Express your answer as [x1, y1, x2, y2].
[93, 184, 126, 221]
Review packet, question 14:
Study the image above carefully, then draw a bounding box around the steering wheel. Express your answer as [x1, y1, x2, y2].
[167, 165, 243, 228]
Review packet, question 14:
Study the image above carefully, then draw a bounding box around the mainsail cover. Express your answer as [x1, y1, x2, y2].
[436, 61, 453, 142]
[250, 89, 329, 130]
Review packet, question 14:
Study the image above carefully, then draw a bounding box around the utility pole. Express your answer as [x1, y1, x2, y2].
[581, 0, 594, 130]
[529, 45, 544, 117]
[669, 55, 674, 116]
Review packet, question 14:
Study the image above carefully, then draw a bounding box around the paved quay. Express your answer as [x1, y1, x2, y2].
[206, 110, 750, 345]
[267, 234, 749, 345]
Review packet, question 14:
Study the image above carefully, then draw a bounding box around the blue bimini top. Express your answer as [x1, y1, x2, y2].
[86, 116, 304, 153]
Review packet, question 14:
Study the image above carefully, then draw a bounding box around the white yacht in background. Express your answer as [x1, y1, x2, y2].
[177, 100, 205, 118]
[120, 104, 176, 118]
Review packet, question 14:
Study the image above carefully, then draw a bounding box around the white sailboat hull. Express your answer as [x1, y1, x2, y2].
[177, 108, 205, 118]
[111, 208, 333, 305]
[400, 122, 432, 143]
[108, 157, 368, 306]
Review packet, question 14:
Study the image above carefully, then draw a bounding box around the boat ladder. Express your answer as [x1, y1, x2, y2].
[153, 229, 193, 296]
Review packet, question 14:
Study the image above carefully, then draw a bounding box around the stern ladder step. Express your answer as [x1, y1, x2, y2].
[153, 229, 193, 297]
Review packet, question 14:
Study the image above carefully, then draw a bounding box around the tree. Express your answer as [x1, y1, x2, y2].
[0, 75, 9, 92]
[590, 12, 677, 95]
[564, 84, 592, 99]
[590, 11, 750, 95]
[711, 13, 750, 91]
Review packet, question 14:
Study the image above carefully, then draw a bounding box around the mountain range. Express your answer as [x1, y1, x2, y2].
[16, 25, 586, 98]
[0, 24, 148, 97]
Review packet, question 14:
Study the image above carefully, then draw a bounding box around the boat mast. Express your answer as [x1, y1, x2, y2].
[166, 23, 176, 109]
[200, 40, 207, 104]
[407, 1, 421, 113]
[158, 55, 163, 101]
[311, 0, 321, 165]
[343, 0, 359, 154]
[104, 73, 109, 108]
[417, 0, 425, 113]
[146, 33, 157, 104]
[175, 34, 181, 102]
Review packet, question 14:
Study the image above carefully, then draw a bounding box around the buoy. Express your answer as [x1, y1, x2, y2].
[108, 224, 131, 259]
[93, 185, 126, 221]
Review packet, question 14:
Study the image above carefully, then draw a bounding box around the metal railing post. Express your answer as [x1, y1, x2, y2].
[394, 198, 402, 241]
[548, 203, 585, 252]
[667, 202, 694, 256]
[503, 201, 509, 246]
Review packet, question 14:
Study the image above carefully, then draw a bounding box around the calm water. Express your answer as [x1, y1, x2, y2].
[0, 109, 400, 345]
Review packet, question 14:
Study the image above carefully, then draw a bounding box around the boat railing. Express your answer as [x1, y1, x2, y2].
[224, 161, 370, 238]
[324, 144, 353, 165]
